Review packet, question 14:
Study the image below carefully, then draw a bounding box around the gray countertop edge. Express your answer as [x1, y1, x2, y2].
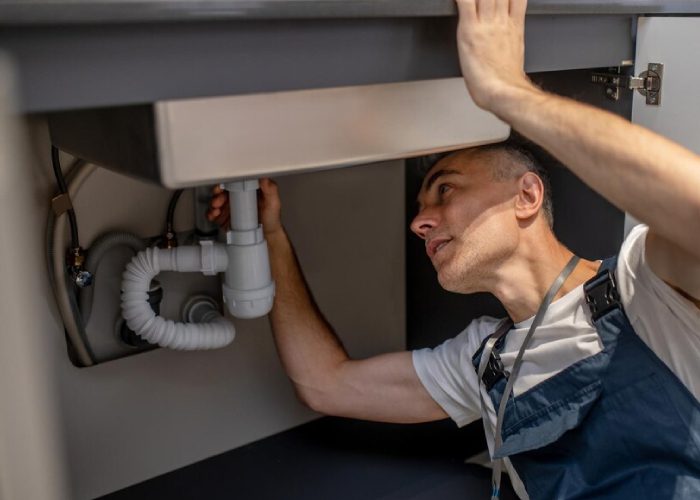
[1, 1, 700, 26]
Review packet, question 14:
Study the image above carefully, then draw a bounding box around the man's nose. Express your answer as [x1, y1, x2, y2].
[410, 210, 438, 239]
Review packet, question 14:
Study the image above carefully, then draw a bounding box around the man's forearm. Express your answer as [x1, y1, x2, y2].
[490, 85, 700, 258]
[265, 228, 349, 403]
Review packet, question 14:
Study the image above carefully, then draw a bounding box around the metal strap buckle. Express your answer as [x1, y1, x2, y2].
[585, 269, 621, 321]
[482, 349, 510, 392]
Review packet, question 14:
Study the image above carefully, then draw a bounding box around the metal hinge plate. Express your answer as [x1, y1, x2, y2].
[591, 63, 664, 105]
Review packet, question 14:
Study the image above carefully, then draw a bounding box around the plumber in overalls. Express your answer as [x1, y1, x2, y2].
[207, 0, 700, 497]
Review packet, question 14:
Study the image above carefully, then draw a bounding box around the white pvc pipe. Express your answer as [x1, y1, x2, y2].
[120, 244, 236, 350]
[120, 178, 275, 351]
[225, 179, 259, 231]
[222, 180, 275, 319]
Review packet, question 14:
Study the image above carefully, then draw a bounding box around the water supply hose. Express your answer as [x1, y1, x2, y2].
[48, 160, 97, 366]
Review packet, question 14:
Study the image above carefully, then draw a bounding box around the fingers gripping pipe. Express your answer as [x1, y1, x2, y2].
[120, 179, 275, 350]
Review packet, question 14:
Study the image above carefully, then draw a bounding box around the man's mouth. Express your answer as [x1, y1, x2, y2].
[427, 238, 452, 259]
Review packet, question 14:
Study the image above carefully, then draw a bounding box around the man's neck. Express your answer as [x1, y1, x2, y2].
[488, 231, 598, 324]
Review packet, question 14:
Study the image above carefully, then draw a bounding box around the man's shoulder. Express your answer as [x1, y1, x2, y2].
[615, 224, 648, 310]
[462, 315, 507, 348]
[422, 315, 507, 358]
[467, 314, 506, 331]
[618, 224, 648, 269]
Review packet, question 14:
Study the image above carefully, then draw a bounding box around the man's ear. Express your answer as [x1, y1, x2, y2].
[514, 172, 544, 221]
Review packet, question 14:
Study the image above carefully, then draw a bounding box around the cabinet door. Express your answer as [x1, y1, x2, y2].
[627, 16, 700, 232]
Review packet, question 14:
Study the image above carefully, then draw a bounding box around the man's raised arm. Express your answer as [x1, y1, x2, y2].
[454, 0, 700, 300]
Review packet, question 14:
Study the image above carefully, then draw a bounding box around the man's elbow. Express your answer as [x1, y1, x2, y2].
[289, 360, 347, 414]
[292, 383, 334, 415]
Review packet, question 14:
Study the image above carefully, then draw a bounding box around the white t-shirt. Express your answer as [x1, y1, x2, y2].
[412, 224, 700, 498]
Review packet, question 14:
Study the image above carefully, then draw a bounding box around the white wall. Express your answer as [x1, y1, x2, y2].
[1, 116, 406, 499]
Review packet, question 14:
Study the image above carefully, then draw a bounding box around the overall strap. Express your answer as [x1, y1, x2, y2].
[480, 255, 581, 500]
[477, 318, 514, 468]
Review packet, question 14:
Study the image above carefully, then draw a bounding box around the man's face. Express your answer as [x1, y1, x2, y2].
[410, 149, 521, 293]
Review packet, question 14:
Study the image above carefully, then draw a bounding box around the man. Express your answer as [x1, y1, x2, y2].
[209, 0, 700, 497]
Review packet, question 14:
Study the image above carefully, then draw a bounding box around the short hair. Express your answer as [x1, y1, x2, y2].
[420, 140, 555, 228]
[475, 141, 554, 228]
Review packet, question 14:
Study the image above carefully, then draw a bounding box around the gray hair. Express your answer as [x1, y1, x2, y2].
[420, 141, 555, 228]
[476, 142, 554, 228]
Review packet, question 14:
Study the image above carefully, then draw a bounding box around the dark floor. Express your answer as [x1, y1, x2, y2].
[99, 417, 518, 500]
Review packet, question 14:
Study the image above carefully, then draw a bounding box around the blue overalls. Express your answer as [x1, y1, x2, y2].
[472, 257, 700, 499]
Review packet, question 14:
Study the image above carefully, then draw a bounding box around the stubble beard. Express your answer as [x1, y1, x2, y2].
[436, 242, 490, 294]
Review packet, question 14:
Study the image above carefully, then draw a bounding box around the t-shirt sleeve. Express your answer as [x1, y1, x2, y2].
[412, 321, 495, 427]
[617, 224, 700, 398]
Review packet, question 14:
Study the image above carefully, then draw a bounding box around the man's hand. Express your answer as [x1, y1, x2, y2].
[207, 178, 283, 237]
[455, 0, 533, 111]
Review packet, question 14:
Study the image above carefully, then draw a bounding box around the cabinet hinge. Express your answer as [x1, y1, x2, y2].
[591, 63, 664, 105]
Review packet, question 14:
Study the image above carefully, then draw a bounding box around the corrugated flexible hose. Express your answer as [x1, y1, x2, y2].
[120, 245, 235, 350]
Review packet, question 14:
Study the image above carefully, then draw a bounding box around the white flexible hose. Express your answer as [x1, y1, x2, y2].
[120, 245, 235, 350]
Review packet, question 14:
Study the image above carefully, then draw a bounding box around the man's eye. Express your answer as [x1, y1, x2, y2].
[438, 184, 451, 195]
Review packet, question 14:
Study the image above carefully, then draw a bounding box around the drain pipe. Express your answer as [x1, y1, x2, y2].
[222, 179, 275, 319]
[120, 179, 275, 350]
